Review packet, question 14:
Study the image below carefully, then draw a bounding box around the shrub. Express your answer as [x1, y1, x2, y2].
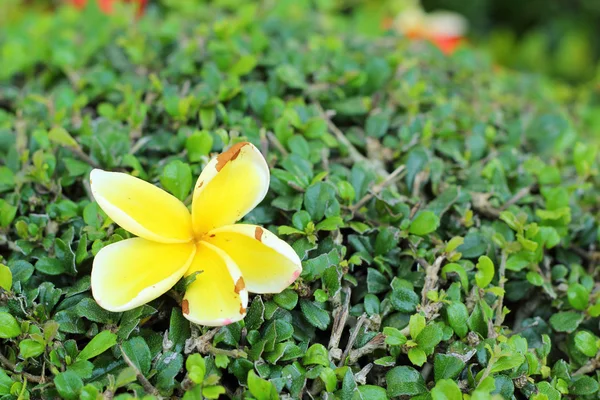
[0, 2, 599, 399]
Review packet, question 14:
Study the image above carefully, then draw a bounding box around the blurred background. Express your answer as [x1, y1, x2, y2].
[2, 0, 600, 85]
[2, 0, 600, 84]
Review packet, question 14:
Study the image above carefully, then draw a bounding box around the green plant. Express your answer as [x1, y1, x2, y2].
[0, 1, 598, 399]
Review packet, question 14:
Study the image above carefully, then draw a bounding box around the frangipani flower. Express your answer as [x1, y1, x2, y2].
[89, 142, 302, 326]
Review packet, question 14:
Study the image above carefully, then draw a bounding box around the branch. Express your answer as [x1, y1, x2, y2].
[315, 102, 389, 178]
[420, 256, 446, 305]
[493, 252, 508, 330]
[119, 346, 161, 397]
[328, 287, 351, 361]
[573, 355, 600, 376]
[347, 334, 386, 365]
[350, 164, 406, 213]
[0, 352, 44, 384]
[339, 314, 367, 367]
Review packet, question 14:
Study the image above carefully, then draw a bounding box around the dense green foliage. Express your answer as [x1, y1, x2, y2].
[0, 1, 599, 399]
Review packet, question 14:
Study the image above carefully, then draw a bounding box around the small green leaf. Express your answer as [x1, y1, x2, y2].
[431, 379, 462, 400]
[0, 264, 12, 291]
[408, 348, 427, 366]
[446, 302, 469, 338]
[55, 371, 83, 400]
[300, 300, 330, 330]
[475, 256, 494, 288]
[303, 344, 329, 367]
[409, 314, 426, 339]
[0, 313, 22, 339]
[567, 283, 589, 311]
[186, 130, 214, 162]
[77, 330, 117, 361]
[160, 160, 192, 201]
[569, 376, 599, 395]
[383, 327, 407, 346]
[19, 339, 45, 358]
[121, 337, 151, 375]
[49, 127, 78, 148]
[390, 287, 419, 313]
[247, 370, 278, 400]
[434, 354, 466, 381]
[549, 311, 583, 333]
[574, 330, 599, 357]
[409, 211, 440, 236]
[415, 323, 443, 355]
[386, 366, 427, 397]
[273, 289, 298, 310]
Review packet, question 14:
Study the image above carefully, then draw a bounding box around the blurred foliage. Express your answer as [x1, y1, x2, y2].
[0, 0, 599, 399]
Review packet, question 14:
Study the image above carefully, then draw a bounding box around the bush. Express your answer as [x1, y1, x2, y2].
[0, 2, 599, 399]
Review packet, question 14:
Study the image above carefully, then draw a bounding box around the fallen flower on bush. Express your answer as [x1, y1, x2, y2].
[89, 142, 302, 326]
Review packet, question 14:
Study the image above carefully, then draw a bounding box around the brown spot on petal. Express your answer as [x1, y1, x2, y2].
[234, 277, 245, 294]
[215, 142, 249, 172]
[240, 305, 247, 314]
[196, 181, 204, 189]
[182, 299, 189, 315]
[254, 226, 264, 241]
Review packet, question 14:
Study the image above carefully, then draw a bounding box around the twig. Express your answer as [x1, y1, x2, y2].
[493, 252, 508, 329]
[329, 287, 351, 361]
[347, 333, 386, 365]
[339, 314, 367, 367]
[315, 102, 389, 178]
[266, 131, 288, 156]
[119, 346, 161, 397]
[573, 355, 600, 376]
[350, 164, 406, 213]
[0, 353, 44, 384]
[71, 146, 101, 169]
[354, 363, 373, 384]
[420, 256, 446, 305]
[499, 186, 532, 211]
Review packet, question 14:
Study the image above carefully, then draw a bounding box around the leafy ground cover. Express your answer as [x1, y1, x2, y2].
[0, 1, 599, 399]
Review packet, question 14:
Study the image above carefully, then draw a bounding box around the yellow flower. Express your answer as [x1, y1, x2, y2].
[89, 142, 302, 326]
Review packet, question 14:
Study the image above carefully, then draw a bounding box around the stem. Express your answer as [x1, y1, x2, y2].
[347, 334, 386, 365]
[494, 252, 508, 329]
[339, 314, 367, 367]
[266, 131, 288, 156]
[573, 355, 600, 376]
[329, 287, 351, 360]
[72, 146, 101, 169]
[119, 346, 161, 397]
[315, 102, 389, 178]
[350, 164, 406, 213]
[420, 256, 446, 305]
[0, 353, 44, 384]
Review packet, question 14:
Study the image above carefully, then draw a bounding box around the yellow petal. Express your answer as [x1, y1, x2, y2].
[206, 224, 302, 294]
[182, 242, 248, 326]
[90, 169, 194, 243]
[191, 142, 269, 235]
[91, 238, 195, 312]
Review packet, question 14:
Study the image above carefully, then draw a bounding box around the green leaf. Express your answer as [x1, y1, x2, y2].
[446, 302, 469, 338]
[409, 211, 440, 236]
[386, 366, 427, 397]
[0, 264, 12, 291]
[303, 344, 329, 367]
[431, 379, 462, 400]
[415, 323, 443, 355]
[549, 311, 583, 333]
[367, 268, 390, 294]
[409, 314, 426, 339]
[441, 263, 469, 292]
[186, 130, 213, 162]
[55, 371, 83, 400]
[0, 311, 21, 339]
[304, 182, 340, 221]
[489, 353, 525, 373]
[121, 337, 151, 375]
[320, 368, 338, 392]
[160, 160, 193, 201]
[408, 348, 427, 366]
[300, 300, 330, 330]
[355, 385, 388, 400]
[247, 370, 278, 400]
[315, 216, 344, 231]
[390, 287, 419, 313]
[0, 199, 17, 228]
[383, 327, 407, 346]
[569, 376, 599, 395]
[77, 330, 117, 361]
[19, 339, 45, 358]
[186, 354, 206, 384]
[49, 127, 78, 148]
[574, 330, 599, 357]
[475, 256, 494, 288]
[567, 283, 589, 311]
[434, 354, 466, 382]
[203, 386, 227, 399]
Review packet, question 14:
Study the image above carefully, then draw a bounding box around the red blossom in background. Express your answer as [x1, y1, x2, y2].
[71, 0, 147, 15]
[392, 8, 467, 54]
